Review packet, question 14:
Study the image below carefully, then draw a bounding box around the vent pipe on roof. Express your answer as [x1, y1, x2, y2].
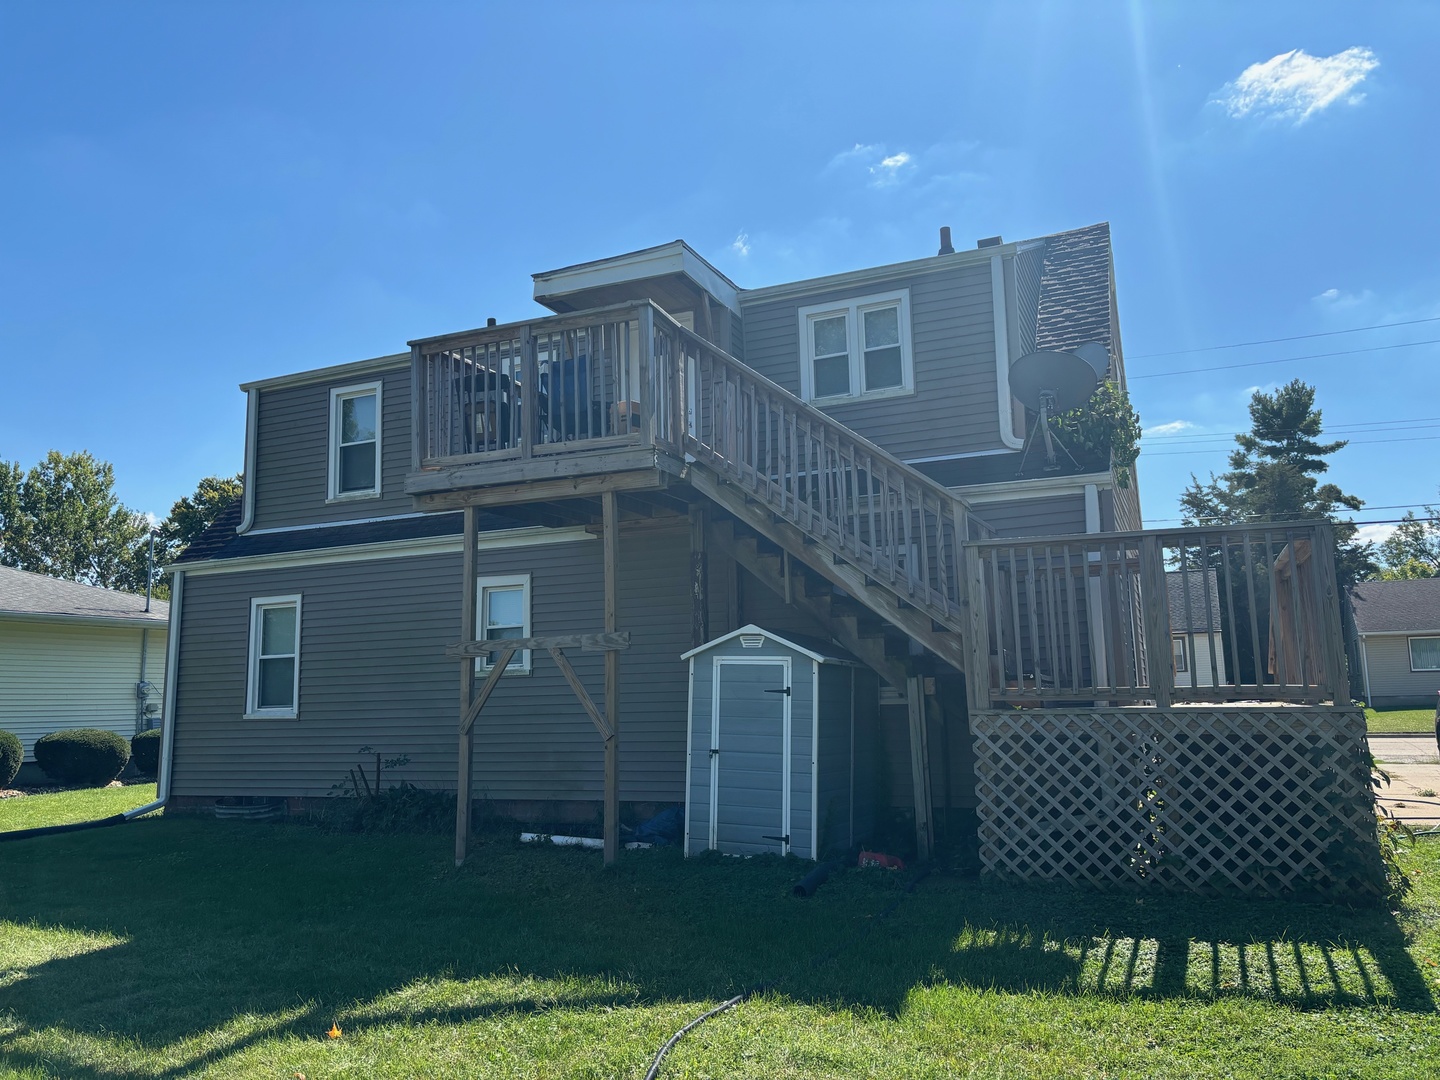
[486, 317, 497, 327]
[977, 235, 1003, 248]
[937, 227, 954, 256]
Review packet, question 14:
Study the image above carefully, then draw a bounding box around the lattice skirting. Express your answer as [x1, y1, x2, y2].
[970, 707, 1384, 899]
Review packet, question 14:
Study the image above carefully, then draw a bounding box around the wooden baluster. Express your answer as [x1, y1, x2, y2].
[1063, 543, 1081, 693]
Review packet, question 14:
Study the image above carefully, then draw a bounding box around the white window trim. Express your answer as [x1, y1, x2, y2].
[327, 380, 383, 502]
[477, 574, 532, 675]
[244, 594, 302, 720]
[1172, 634, 1189, 673]
[797, 289, 914, 404]
[1409, 635, 1440, 672]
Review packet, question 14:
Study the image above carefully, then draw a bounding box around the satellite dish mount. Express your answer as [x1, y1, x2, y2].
[1007, 350, 1099, 479]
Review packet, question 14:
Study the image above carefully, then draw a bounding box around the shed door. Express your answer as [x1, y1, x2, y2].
[711, 658, 791, 856]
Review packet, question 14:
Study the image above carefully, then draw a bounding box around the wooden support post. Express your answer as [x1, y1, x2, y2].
[690, 504, 709, 649]
[906, 675, 934, 861]
[455, 506, 478, 867]
[603, 490, 620, 866]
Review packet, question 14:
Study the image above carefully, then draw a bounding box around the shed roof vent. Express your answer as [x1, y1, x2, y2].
[739, 634, 765, 649]
[977, 235, 1003, 248]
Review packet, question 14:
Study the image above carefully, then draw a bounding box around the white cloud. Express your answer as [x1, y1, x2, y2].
[826, 143, 917, 188]
[1312, 287, 1374, 309]
[1215, 46, 1379, 123]
[1145, 420, 1195, 437]
[1355, 522, 1398, 547]
[731, 231, 751, 257]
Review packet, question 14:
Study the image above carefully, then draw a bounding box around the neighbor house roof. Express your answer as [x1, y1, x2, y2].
[1166, 570, 1222, 634]
[1349, 578, 1440, 634]
[0, 564, 169, 626]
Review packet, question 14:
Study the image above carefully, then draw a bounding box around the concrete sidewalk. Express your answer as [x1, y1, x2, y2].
[1367, 734, 1439, 765]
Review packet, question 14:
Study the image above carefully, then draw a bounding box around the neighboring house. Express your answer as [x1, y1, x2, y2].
[163, 223, 1145, 850]
[1349, 578, 1440, 710]
[1167, 569, 1228, 688]
[0, 565, 168, 764]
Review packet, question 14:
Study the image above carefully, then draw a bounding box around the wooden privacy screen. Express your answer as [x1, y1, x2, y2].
[970, 706, 1383, 900]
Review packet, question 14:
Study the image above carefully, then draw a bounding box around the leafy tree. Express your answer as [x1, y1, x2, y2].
[158, 474, 243, 559]
[1377, 503, 1440, 580]
[0, 451, 151, 591]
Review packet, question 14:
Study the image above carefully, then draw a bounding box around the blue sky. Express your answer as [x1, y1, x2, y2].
[2, 3, 1436, 543]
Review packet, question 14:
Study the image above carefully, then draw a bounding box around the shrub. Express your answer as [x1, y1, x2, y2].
[130, 728, 162, 778]
[33, 728, 130, 787]
[0, 730, 22, 787]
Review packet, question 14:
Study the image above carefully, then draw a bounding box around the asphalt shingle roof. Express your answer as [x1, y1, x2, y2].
[1166, 570, 1223, 633]
[1033, 222, 1116, 360]
[1349, 578, 1440, 634]
[0, 564, 169, 623]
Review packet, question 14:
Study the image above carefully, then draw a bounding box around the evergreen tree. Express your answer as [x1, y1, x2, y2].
[1179, 379, 1374, 585]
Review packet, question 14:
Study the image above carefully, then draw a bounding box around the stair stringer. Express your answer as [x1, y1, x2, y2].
[687, 466, 968, 676]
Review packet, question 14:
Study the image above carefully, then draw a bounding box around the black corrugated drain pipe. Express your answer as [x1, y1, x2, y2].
[643, 866, 932, 1079]
[0, 798, 165, 844]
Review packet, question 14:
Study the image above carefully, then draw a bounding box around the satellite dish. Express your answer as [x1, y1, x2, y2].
[1008, 350, 1099, 476]
[1072, 342, 1111, 379]
[1009, 351, 1098, 414]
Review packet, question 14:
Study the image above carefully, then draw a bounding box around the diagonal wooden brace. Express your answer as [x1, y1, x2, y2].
[459, 645, 514, 734]
[548, 646, 614, 742]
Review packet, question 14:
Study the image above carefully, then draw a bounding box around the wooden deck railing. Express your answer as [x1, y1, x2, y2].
[412, 300, 986, 636]
[412, 302, 662, 468]
[963, 522, 1349, 707]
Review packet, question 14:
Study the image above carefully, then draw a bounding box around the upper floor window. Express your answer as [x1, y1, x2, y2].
[798, 290, 913, 403]
[328, 381, 382, 500]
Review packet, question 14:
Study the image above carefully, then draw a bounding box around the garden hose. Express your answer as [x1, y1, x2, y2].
[642, 866, 931, 1079]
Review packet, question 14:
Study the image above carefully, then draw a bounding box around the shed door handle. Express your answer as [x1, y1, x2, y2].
[762, 834, 790, 844]
[764, 687, 791, 696]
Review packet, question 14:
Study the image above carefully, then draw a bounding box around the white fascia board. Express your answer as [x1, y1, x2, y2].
[239, 353, 410, 394]
[175, 526, 594, 578]
[681, 623, 855, 664]
[533, 240, 741, 313]
[243, 511, 432, 537]
[738, 242, 1017, 307]
[1357, 629, 1440, 637]
[951, 472, 1114, 504]
[0, 611, 170, 630]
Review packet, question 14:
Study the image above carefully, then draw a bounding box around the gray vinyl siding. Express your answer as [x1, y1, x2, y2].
[251, 364, 414, 531]
[740, 260, 1002, 461]
[1362, 634, 1440, 708]
[171, 523, 696, 802]
[974, 494, 1087, 538]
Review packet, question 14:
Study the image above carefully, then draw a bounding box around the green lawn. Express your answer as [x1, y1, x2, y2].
[1368, 707, 1436, 734]
[0, 783, 158, 833]
[2, 790, 1439, 1078]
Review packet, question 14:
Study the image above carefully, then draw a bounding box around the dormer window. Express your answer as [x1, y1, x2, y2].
[798, 290, 913, 403]
[328, 381, 382, 500]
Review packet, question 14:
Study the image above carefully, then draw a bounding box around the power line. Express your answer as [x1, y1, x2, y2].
[1129, 337, 1440, 379]
[1128, 315, 1440, 359]
[1143, 434, 1440, 457]
[1145, 416, 1440, 442]
[1144, 503, 1438, 523]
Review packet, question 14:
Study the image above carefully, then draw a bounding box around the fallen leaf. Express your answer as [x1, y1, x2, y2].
[327, 1023, 342, 1039]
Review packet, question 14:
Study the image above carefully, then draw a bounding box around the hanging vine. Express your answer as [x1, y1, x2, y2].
[1049, 379, 1142, 487]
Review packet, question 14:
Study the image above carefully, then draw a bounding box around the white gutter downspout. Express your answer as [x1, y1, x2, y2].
[237, 388, 258, 534]
[992, 254, 1024, 450]
[125, 569, 183, 820]
[1358, 631, 1373, 705]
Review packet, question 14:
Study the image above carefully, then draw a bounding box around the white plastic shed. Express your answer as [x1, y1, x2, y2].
[682, 625, 865, 860]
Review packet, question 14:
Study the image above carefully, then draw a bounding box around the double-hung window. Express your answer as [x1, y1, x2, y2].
[328, 381, 382, 500]
[798, 290, 913, 403]
[246, 595, 301, 719]
[477, 574, 531, 674]
[1410, 636, 1440, 671]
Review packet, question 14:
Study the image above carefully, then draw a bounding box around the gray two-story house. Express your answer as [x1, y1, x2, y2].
[161, 222, 1142, 859]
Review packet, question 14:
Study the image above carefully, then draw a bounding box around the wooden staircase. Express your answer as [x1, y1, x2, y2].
[667, 314, 990, 681]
